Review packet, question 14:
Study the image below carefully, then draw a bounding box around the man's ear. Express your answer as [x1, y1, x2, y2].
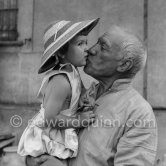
[117, 59, 133, 72]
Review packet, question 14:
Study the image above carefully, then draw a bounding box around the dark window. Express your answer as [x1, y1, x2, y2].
[0, 0, 18, 41]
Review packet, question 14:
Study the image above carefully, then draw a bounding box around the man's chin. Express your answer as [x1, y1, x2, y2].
[83, 65, 86, 71]
[83, 65, 90, 74]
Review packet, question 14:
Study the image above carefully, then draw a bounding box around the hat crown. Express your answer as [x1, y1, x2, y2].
[43, 20, 73, 51]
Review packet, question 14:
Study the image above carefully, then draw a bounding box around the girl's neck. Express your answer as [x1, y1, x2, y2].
[60, 58, 69, 64]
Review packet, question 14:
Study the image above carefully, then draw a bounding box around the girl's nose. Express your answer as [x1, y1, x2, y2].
[88, 44, 97, 55]
[84, 45, 88, 52]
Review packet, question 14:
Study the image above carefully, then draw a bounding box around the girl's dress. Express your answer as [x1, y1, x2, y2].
[17, 63, 82, 159]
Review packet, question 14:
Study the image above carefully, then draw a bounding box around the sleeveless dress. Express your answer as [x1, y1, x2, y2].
[17, 63, 82, 159]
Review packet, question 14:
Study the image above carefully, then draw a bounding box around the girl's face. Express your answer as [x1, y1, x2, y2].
[65, 35, 88, 67]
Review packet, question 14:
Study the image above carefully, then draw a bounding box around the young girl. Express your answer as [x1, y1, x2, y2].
[17, 18, 99, 160]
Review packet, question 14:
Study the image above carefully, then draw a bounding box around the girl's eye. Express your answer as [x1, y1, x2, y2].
[78, 42, 83, 46]
[78, 41, 87, 46]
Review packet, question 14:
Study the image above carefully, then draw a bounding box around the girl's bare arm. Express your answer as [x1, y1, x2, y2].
[44, 75, 95, 129]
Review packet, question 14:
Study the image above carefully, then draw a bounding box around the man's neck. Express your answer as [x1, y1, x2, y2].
[96, 76, 118, 99]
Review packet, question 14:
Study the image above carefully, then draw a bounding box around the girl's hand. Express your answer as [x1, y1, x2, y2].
[77, 111, 96, 128]
[25, 154, 49, 166]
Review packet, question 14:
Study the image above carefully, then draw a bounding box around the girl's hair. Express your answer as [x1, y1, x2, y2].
[51, 42, 69, 71]
[58, 42, 69, 55]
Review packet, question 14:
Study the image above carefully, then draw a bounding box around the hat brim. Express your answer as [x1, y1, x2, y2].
[38, 18, 99, 74]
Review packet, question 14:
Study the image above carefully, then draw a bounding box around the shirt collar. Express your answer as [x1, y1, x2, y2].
[95, 78, 132, 99]
[108, 78, 132, 92]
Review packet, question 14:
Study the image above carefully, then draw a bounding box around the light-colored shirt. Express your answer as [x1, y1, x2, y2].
[69, 79, 157, 166]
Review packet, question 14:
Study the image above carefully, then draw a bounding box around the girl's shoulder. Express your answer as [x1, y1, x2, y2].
[48, 74, 71, 92]
[43, 74, 72, 106]
[37, 63, 79, 101]
[38, 72, 72, 102]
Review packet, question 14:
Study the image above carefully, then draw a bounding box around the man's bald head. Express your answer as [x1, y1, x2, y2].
[107, 26, 147, 78]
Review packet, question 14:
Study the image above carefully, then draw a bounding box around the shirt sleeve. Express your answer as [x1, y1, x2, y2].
[114, 107, 158, 166]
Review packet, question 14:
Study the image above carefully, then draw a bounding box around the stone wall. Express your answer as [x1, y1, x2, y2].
[0, 0, 145, 104]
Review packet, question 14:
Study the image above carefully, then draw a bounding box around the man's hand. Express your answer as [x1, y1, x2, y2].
[77, 111, 96, 128]
[25, 154, 49, 166]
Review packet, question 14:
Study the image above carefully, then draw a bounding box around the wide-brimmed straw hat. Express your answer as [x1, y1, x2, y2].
[38, 18, 100, 74]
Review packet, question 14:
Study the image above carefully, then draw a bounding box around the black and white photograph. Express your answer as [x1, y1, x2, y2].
[0, 0, 165, 165]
